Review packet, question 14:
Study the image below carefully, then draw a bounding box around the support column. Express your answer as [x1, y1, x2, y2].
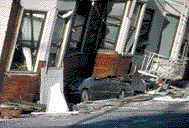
[115, 0, 137, 54]
[170, 1, 189, 59]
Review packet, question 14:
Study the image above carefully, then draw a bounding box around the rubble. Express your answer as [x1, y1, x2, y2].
[144, 80, 189, 101]
[0, 100, 46, 119]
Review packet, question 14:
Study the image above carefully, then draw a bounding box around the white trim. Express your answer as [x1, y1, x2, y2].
[170, 3, 189, 59]
[22, 47, 33, 71]
[130, 3, 147, 54]
[57, 15, 74, 67]
[128, 0, 137, 18]
[0, 32, 6, 58]
[59, 10, 74, 19]
[115, 1, 135, 54]
[124, 1, 131, 18]
[34, 8, 58, 72]
[5, 72, 38, 76]
[7, 8, 24, 72]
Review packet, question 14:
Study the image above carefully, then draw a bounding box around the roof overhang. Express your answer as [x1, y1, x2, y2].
[20, 0, 57, 11]
[57, 0, 76, 11]
[20, 0, 76, 11]
[165, 0, 189, 7]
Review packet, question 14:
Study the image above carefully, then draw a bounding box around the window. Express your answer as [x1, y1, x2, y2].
[69, 14, 86, 51]
[138, 9, 154, 43]
[179, 21, 189, 58]
[124, 3, 143, 54]
[66, 11, 89, 54]
[10, 10, 46, 71]
[100, 2, 126, 51]
[47, 12, 67, 67]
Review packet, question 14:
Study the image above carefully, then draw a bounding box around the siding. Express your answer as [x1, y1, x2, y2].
[144, 0, 166, 53]
[0, 0, 13, 58]
[132, 0, 166, 68]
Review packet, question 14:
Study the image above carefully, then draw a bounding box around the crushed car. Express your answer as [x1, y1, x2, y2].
[66, 76, 134, 103]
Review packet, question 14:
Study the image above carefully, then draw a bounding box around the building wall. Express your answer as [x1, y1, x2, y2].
[158, 14, 180, 57]
[131, 0, 189, 91]
[0, 0, 13, 58]
[143, 0, 166, 53]
[132, 0, 166, 69]
[133, 0, 187, 67]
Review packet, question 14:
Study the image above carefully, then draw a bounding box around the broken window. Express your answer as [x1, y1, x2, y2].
[10, 10, 46, 71]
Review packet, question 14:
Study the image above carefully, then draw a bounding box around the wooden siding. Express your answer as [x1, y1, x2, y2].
[0, 61, 46, 102]
[92, 51, 132, 77]
[1, 75, 39, 102]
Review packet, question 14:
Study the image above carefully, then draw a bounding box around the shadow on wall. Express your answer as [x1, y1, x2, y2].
[136, 0, 166, 55]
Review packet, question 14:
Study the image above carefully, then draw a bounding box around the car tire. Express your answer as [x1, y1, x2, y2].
[117, 90, 126, 99]
[81, 89, 90, 102]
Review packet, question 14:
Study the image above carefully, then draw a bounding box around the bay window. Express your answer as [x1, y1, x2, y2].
[47, 11, 68, 67]
[10, 10, 46, 71]
[99, 1, 127, 51]
[124, 2, 147, 55]
[99, 0, 147, 55]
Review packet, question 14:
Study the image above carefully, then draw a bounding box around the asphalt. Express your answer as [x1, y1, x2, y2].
[0, 90, 189, 127]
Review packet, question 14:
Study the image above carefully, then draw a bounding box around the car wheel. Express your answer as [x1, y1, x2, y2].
[81, 89, 90, 102]
[117, 90, 126, 99]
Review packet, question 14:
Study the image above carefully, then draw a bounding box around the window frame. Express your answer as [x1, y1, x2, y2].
[158, 13, 180, 58]
[123, 2, 147, 56]
[66, 12, 90, 54]
[99, 0, 130, 52]
[47, 11, 74, 68]
[7, 8, 48, 73]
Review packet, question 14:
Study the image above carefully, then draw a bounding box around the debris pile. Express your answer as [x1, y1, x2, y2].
[0, 101, 46, 119]
[145, 80, 189, 101]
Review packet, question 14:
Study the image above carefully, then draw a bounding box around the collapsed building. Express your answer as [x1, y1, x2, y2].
[0, 0, 188, 104]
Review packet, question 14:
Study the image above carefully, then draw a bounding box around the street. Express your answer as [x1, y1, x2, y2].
[0, 94, 189, 128]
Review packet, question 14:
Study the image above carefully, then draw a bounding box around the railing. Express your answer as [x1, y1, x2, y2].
[138, 50, 188, 80]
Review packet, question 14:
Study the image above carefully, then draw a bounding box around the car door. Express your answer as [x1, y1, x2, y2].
[90, 77, 111, 99]
[109, 76, 122, 94]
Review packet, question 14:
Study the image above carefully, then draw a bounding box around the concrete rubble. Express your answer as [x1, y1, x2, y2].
[0, 79, 188, 120]
[145, 80, 189, 102]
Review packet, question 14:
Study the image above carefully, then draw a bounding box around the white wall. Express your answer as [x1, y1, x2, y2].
[0, 0, 13, 58]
